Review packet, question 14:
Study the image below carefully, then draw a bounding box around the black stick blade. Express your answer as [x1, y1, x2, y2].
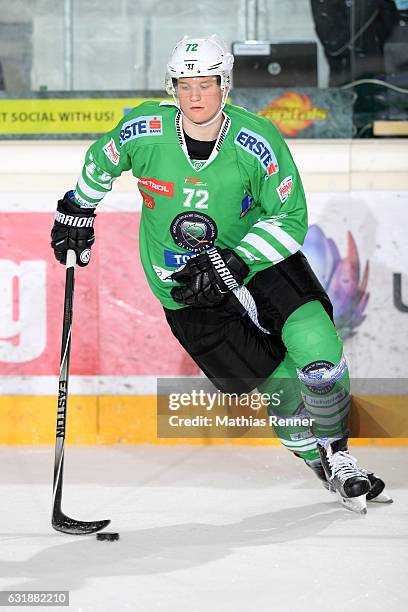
[52, 510, 110, 535]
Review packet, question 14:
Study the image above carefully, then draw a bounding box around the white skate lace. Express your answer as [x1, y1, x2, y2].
[327, 451, 366, 483]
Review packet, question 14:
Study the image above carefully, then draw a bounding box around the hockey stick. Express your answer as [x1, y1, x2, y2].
[52, 249, 110, 535]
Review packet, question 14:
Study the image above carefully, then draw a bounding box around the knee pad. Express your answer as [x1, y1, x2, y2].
[296, 355, 350, 439]
[297, 354, 348, 392]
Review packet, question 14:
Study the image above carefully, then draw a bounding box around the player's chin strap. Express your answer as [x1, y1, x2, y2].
[171, 87, 229, 128]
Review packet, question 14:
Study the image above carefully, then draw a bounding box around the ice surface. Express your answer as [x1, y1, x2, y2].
[0, 445, 406, 612]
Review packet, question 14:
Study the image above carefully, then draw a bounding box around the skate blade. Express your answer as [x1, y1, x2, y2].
[336, 491, 367, 515]
[368, 492, 394, 504]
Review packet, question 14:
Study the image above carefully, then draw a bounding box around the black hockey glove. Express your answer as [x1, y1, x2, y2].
[171, 246, 249, 308]
[51, 191, 96, 267]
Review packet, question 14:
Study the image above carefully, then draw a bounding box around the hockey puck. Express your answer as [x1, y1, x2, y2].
[96, 532, 119, 541]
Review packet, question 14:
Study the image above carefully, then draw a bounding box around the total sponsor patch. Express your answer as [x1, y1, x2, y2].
[276, 175, 293, 203]
[119, 115, 163, 146]
[102, 138, 120, 166]
[164, 249, 194, 267]
[138, 177, 174, 197]
[235, 128, 279, 177]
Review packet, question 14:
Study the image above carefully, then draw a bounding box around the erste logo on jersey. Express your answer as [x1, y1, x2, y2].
[138, 177, 174, 197]
[235, 128, 279, 177]
[102, 138, 120, 166]
[119, 115, 163, 146]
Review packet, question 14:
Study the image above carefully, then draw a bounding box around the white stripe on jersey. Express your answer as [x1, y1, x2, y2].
[77, 174, 106, 201]
[84, 166, 115, 190]
[236, 245, 261, 262]
[253, 220, 302, 254]
[240, 233, 284, 264]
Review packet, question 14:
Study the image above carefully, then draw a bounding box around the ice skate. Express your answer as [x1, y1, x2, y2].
[306, 457, 393, 507]
[308, 460, 367, 514]
[365, 471, 393, 504]
[315, 438, 371, 514]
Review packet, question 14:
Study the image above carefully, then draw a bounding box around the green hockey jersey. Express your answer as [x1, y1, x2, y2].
[73, 100, 308, 309]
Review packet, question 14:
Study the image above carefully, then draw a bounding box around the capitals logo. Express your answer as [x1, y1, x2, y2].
[235, 128, 279, 177]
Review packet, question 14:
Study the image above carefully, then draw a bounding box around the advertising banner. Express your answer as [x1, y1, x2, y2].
[0, 209, 199, 385]
[0, 190, 407, 393]
[0, 97, 164, 136]
[0, 89, 352, 138]
[231, 88, 353, 138]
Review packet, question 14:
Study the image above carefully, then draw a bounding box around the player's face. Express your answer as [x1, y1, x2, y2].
[177, 76, 223, 124]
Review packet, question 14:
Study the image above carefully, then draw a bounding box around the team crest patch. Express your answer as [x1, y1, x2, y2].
[102, 138, 120, 165]
[235, 128, 279, 177]
[192, 160, 205, 171]
[170, 211, 217, 253]
[119, 115, 163, 146]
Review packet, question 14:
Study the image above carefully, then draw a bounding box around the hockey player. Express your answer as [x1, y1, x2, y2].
[50, 35, 391, 513]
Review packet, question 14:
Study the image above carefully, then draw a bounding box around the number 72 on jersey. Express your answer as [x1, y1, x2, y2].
[182, 188, 209, 209]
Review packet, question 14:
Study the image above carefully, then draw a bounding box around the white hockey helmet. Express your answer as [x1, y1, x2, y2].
[165, 34, 234, 95]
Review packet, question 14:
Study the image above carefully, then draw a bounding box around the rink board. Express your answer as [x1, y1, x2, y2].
[1, 188, 407, 444]
[0, 395, 407, 445]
